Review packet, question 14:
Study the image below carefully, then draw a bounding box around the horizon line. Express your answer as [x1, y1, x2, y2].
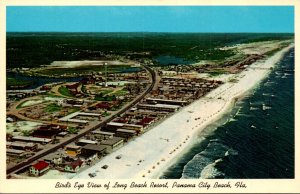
[6, 31, 295, 34]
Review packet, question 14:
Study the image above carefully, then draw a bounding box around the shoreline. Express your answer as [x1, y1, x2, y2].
[39, 44, 293, 179]
[151, 44, 295, 179]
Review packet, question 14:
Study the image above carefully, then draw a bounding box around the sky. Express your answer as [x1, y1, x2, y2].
[6, 6, 294, 33]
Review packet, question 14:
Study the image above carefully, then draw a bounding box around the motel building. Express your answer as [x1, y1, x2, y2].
[29, 160, 50, 176]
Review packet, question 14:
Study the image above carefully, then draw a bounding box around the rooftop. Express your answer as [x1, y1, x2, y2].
[101, 137, 124, 146]
[82, 144, 107, 152]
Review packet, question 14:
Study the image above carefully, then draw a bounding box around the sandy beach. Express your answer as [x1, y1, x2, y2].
[39, 44, 293, 179]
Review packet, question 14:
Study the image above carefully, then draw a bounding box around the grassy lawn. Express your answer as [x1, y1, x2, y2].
[94, 95, 116, 101]
[16, 101, 27, 109]
[58, 86, 74, 97]
[44, 103, 62, 113]
[114, 89, 129, 96]
[99, 89, 114, 96]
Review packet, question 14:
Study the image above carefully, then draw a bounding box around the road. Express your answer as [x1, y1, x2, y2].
[7, 64, 157, 176]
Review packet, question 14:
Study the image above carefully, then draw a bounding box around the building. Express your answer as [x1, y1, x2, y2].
[29, 161, 50, 176]
[76, 139, 98, 146]
[136, 117, 155, 127]
[106, 122, 125, 131]
[92, 130, 114, 138]
[43, 153, 64, 165]
[106, 122, 143, 133]
[65, 145, 81, 156]
[115, 129, 137, 141]
[122, 123, 144, 133]
[32, 125, 63, 139]
[6, 141, 38, 151]
[137, 103, 181, 112]
[6, 148, 25, 156]
[79, 144, 107, 162]
[100, 137, 124, 153]
[12, 136, 52, 144]
[145, 98, 187, 106]
[64, 159, 83, 173]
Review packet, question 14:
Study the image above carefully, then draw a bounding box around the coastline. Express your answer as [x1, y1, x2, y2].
[42, 44, 293, 179]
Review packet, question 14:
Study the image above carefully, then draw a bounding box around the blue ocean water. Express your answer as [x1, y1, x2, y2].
[160, 48, 294, 179]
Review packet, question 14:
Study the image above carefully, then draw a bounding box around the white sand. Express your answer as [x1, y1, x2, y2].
[41, 44, 293, 179]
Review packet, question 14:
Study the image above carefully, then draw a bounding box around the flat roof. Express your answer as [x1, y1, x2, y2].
[107, 122, 124, 127]
[12, 136, 52, 143]
[101, 137, 124, 146]
[65, 145, 81, 149]
[7, 149, 25, 154]
[92, 130, 115, 136]
[117, 129, 137, 134]
[146, 98, 187, 103]
[138, 103, 181, 109]
[79, 112, 101, 116]
[82, 144, 107, 152]
[64, 119, 89, 124]
[7, 141, 36, 147]
[78, 139, 98, 144]
[124, 123, 143, 128]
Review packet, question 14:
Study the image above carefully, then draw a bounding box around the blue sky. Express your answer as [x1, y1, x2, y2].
[6, 6, 294, 33]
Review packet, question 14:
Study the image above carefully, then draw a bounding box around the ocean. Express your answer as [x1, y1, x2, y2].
[160, 48, 294, 179]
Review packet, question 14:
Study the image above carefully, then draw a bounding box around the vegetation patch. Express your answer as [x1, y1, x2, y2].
[208, 69, 227, 76]
[68, 127, 78, 134]
[58, 86, 74, 97]
[7, 77, 34, 87]
[114, 89, 129, 96]
[94, 94, 117, 101]
[44, 103, 62, 113]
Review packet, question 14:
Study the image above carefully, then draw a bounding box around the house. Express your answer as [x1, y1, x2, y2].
[64, 159, 83, 173]
[29, 161, 50, 176]
[100, 137, 124, 153]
